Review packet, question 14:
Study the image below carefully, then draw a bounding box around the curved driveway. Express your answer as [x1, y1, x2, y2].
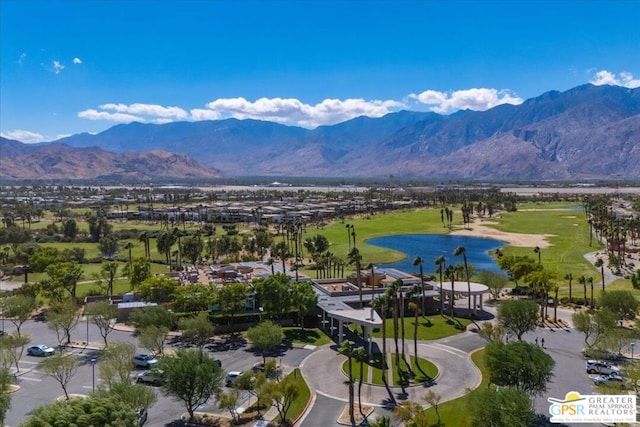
[300, 335, 483, 408]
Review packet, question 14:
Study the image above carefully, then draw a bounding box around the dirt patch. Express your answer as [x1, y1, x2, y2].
[451, 218, 553, 248]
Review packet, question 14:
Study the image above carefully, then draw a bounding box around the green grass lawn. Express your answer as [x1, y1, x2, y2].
[371, 314, 471, 341]
[299, 208, 451, 274]
[422, 349, 487, 426]
[342, 358, 370, 384]
[283, 327, 332, 346]
[277, 368, 311, 425]
[480, 203, 605, 298]
[391, 354, 439, 386]
[342, 353, 438, 386]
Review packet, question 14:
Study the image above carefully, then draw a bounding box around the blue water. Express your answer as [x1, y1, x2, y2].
[367, 234, 506, 274]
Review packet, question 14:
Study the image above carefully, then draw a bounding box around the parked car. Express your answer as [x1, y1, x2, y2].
[136, 370, 164, 386]
[27, 345, 55, 357]
[225, 371, 243, 387]
[134, 354, 158, 368]
[593, 373, 626, 386]
[582, 348, 625, 362]
[135, 407, 148, 426]
[586, 360, 621, 375]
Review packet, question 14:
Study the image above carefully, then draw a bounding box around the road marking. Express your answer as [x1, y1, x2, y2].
[19, 360, 38, 365]
[425, 342, 468, 357]
[18, 376, 41, 382]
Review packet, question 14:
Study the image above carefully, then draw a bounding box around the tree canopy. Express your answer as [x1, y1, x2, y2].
[246, 320, 285, 364]
[469, 386, 535, 427]
[497, 299, 538, 340]
[484, 341, 555, 396]
[157, 349, 224, 421]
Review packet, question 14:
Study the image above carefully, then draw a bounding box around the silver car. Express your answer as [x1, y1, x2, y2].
[27, 345, 55, 357]
[586, 360, 621, 375]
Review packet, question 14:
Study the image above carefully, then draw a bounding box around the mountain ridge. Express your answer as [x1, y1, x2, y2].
[2, 83, 639, 180]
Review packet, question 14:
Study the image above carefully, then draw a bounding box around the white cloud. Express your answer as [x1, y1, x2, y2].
[52, 60, 64, 74]
[1, 129, 45, 143]
[200, 97, 404, 127]
[77, 103, 189, 124]
[77, 88, 524, 129]
[18, 53, 26, 65]
[99, 103, 188, 120]
[73, 57, 82, 64]
[590, 70, 640, 88]
[77, 109, 142, 122]
[409, 88, 523, 113]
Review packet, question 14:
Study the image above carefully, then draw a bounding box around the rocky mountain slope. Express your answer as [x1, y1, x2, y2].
[4, 83, 640, 180]
[0, 140, 221, 180]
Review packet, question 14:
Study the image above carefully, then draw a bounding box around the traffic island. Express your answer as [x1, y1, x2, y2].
[337, 404, 375, 426]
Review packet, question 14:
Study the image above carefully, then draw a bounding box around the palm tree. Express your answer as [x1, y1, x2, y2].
[385, 280, 401, 369]
[272, 241, 288, 273]
[172, 227, 184, 270]
[595, 258, 605, 292]
[435, 255, 446, 313]
[138, 231, 150, 259]
[266, 257, 275, 275]
[588, 277, 595, 307]
[408, 285, 421, 367]
[454, 246, 472, 313]
[348, 247, 364, 309]
[579, 275, 587, 306]
[565, 273, 573, 304]
[372, 295, 390, 381]
[123, 241, 134, 276]
[338, 340, 356, 426]
[353, 346, 368, 422]
[445, 265, 456, 317]
[553, 285, 560, 322]
[156, 230, 176, 270]
[412, 256, 426, 314]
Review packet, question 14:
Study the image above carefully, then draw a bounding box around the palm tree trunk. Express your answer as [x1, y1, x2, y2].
[381, 312, 387, 379]
[400, 291, 405, 360]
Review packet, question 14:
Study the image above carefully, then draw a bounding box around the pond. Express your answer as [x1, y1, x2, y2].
[367, 234, 506, 274]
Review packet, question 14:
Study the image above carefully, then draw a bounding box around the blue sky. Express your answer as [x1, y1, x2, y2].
[1, 0, 639, 143]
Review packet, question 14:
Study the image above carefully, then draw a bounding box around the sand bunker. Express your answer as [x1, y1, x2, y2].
[451, 218, 553, 248]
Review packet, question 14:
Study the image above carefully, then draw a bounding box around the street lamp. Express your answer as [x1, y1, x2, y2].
[90, 357, 97, 392]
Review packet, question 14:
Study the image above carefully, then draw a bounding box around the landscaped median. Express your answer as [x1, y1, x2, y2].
[342, 353, 439, 387]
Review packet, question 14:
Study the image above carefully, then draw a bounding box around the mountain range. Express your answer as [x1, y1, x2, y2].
[1, 83, 639, 181]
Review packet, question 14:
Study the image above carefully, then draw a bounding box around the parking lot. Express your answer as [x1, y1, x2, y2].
[4, 319, 314, 426]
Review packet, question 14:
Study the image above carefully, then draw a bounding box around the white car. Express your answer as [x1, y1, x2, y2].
[225, 371, 243, 387]
[136, 370, 164, 386]
[134, 354, 158, 368]
[27, 345, 55, 357]
[586, 360, 621, 375]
